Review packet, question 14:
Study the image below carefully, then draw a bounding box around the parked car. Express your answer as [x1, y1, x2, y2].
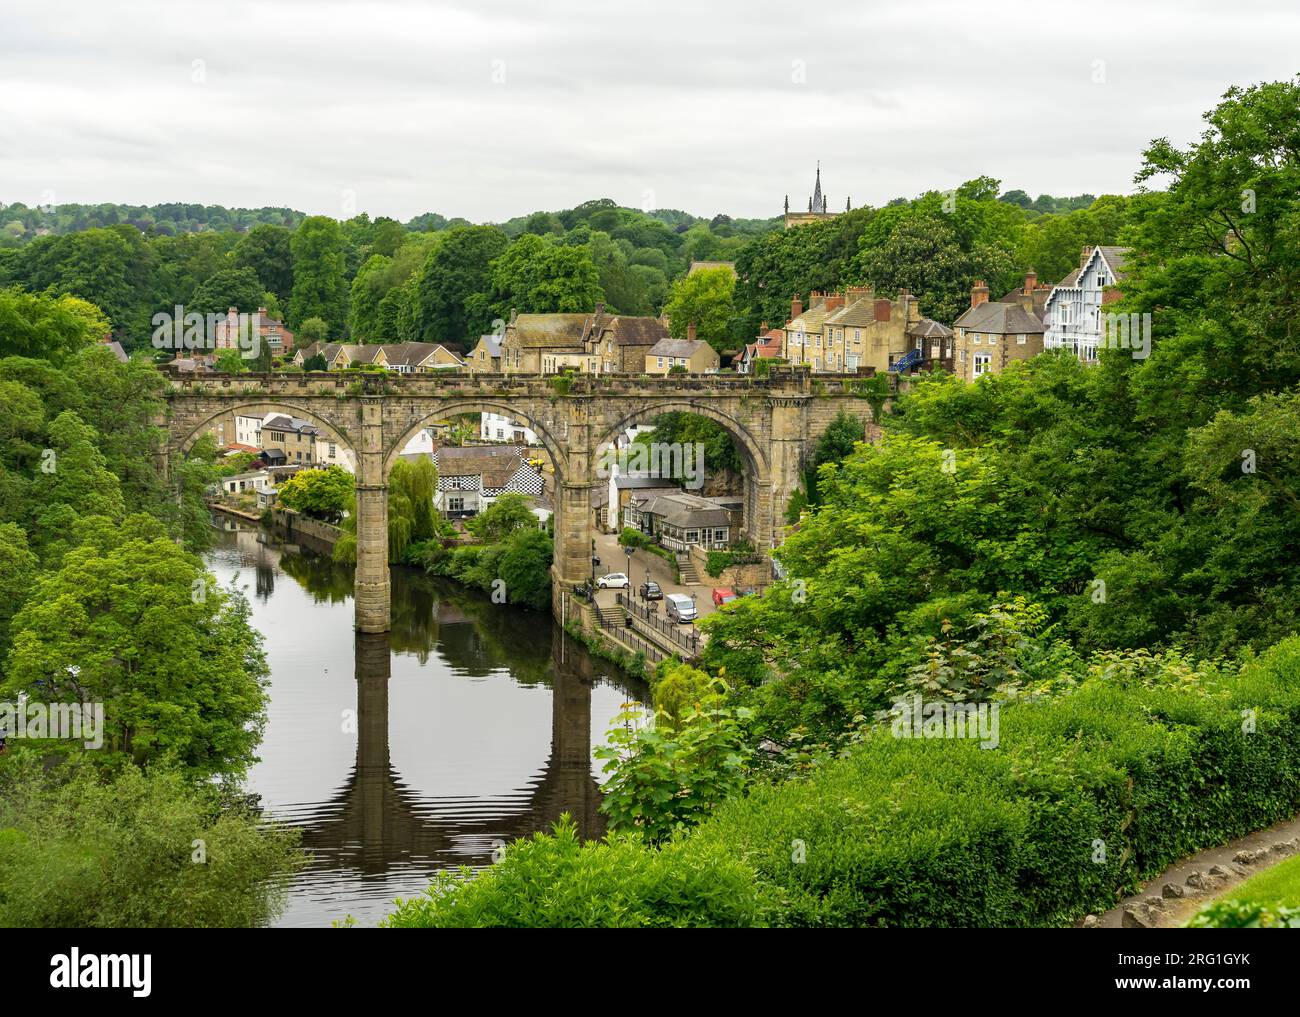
[639, 580, 663, 600]
[711, 587, 738, 607]
[597, 572, 629, 589]
[665, 593, 698, 624]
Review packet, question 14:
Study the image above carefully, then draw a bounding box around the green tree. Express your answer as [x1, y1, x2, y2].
[188, 267, 265, 317]
[288, 216, 348, 333]
[486, 233, 602, 322]
[663, 266, 735, 351]
[467, 492, 536, 543]
[414, 225, 509, 346]
[232, 223, 294, 299]
[4, 521, 270, 778]
[0, 287, 109, 363]
[297, 316, 329, 345]
[276, 465, 353, 522]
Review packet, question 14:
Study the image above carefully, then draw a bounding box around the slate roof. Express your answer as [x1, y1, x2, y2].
[953, 302, 1045, 334]
[475, 334, 503, 357]
[649, 337, 712, 359]
[262, 414, 320, 435]
[907, 318, 953, 339]
[508, 313, 591, 349]
[632, 491, 733, 529]
[824, 298, 878, 328]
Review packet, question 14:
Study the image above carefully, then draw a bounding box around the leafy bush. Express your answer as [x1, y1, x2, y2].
[380, 816, 766, 928]
[595, 700, 752, 845]
[0, 757, 303, 928]
[1186, 901, 1300, 928]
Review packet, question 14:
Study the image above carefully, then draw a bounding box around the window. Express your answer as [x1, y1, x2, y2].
[448, 496, 464, 512]
[973, 354, 991, 378]
[329, 443, 337, 457]
[685, 530, 699, 543]
[973, 334, 982, 344]
[714, 528, 727, 543]
[854, 329, 861, 342]
[657, 357, 664, 368]
[1016, 334, 1026, 344]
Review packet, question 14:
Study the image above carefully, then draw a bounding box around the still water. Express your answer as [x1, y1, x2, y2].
[204, 519, 644, 927]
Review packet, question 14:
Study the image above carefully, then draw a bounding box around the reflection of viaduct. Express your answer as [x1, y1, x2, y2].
[296, 630, 630, 874]
[163, 370, 869, 631]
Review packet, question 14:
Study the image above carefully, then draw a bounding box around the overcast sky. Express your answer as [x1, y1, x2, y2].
[2, 0, 1297, 223]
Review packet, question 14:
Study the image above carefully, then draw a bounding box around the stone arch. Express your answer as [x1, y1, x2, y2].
[170, 399, 357, 458]
[592, 398, 773, 548]
[593, 400, 770, 480]
[383, 399, 569, 483]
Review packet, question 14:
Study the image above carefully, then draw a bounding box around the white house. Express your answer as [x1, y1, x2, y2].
[480, 411, 541, 445]
[315, 436, 355, 473]
[432, 446, 545, 517]
[1043, 245, 1131, 363]
[221, 469, 273, 496]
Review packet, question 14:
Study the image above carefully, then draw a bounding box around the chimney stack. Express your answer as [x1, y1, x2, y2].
[874, 298, 892, 322]
[971, 281, 990, 308]
[687, 321, 697, 343]
[1024, 270, 1037, 296]
[1081, 245, 1093, 270]
[791, 295, 803, 321]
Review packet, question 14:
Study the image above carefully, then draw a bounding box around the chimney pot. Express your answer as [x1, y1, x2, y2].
[687, 321, 697, 342]
[971, 281, 990, 308]
[1024, 270, 1037, 296]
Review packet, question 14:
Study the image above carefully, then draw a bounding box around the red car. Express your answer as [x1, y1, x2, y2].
[711, 587, 738, 607]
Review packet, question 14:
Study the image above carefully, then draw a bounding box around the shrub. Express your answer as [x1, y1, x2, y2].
[380, 815, 766, 928]
[1186, 901, 1300, 928]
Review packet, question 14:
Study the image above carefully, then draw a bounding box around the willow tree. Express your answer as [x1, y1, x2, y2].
[332, 456, 439, 566]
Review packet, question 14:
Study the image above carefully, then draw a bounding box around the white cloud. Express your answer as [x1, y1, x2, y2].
[2, 0, 1297, 221]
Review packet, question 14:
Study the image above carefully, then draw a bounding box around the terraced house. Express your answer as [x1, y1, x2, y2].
[261, 414, 319, 464]
[783, 288, 949, 373]
[499, 303, 669, 374]
[292, 341, 464, 372]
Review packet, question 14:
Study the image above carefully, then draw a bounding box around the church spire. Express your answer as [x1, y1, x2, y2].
[811, 162, 823, 215]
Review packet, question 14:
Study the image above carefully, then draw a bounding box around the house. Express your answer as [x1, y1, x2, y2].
[315, 435, 355, 472]
[1043, 246, 1132, 362]
[782, 287, 948, 374]
[260, 414, 319, 464]
[623, 491, 739, 552]
[467, 333, 503, 373]
[783, 163, 842, 229]
[781, 291, 842, 367]
[480, 412, 541, 445]
[220, 469, 273, 496]
[384, 342, 464, 373]
[432, 445, 545, 516]
[737, 325, 785, 375]
[101, 339, 128, 363]
[951, 274, 1047, 382]
[213, 307, 296, 356]
[499, 304, 670, 374]
[234, 413, 266, 448]
[604, 472, 681, 532]
[645, 330, 721, 374]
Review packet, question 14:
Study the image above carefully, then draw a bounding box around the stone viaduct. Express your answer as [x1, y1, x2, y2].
[162, 368, 873, 632]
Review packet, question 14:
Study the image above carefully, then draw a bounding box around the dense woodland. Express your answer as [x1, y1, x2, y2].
[1, 182, 1122, 357]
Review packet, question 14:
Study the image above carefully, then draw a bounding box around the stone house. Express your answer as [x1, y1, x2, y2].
[466, 333, 503, 373]
[951, 274, 1047, 382]
[644, 331, 720, 374]
[431, 446, 545, 517]
[261, 414, 319, 465]
[499, 304, 670, 374]
[623, 490, 740, 552]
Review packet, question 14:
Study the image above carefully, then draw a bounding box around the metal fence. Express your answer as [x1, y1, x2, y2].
[595, 608, 668, 663]
[616, 593, 701, 656]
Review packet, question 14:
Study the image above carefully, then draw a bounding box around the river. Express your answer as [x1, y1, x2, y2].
[204, 518, 645, 927]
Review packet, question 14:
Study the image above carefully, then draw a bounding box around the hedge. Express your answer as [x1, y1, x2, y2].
[692, 637, 1300, 926]
[381, 637, 1300, 927]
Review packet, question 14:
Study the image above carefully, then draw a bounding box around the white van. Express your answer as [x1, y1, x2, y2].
[665, 593, 698, 624]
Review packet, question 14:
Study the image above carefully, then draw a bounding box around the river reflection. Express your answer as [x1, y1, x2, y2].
[204, 520, 646, 927]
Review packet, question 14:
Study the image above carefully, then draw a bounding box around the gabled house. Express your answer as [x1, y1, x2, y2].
[432, 445, 545, 517]
[1043, 246, 1132, 362]
[737, 325, 785, 374]
[467, 333, 503, 373]
[645, 332, 720, 374]
[951, 274, 1047, 382]
[261, 414, 320, 464]
[499, 304, 670, 374]
[623, 491, 740, 552]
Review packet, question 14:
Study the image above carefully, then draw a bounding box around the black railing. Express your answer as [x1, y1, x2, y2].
[595, 609, 668, 663]
[617, 593, 701, 655]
